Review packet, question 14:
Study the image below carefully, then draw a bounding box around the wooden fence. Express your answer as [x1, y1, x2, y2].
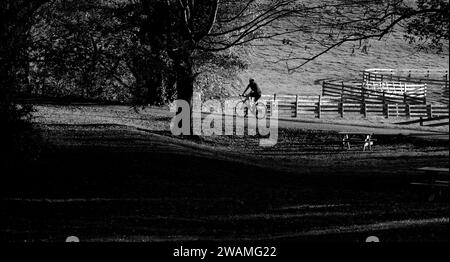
[363, 81, 426, 97]
[362, 69, 449, 86]
[396, 116, 450, 127]
[262, 94, 449, 119]
[322, 81, 426, 104]
[362, 68, 449, 105]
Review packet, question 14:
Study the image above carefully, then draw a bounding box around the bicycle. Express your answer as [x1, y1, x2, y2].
[235, 94, 267, 119]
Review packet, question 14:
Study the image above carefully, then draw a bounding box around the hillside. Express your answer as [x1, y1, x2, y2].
[236, 25, 449, 96]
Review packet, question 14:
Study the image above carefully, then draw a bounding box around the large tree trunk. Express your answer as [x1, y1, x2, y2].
[175, 68, 194, 106]
[173, 50, 196, 133]
[174, 51, 195, 105]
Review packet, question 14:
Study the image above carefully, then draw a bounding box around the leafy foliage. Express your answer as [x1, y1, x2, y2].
[0, 0, 49, 166]
[29, 0, 135, 102]
[404, 0, 449, 52]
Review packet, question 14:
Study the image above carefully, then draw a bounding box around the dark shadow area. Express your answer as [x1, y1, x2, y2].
[1, 125, 448, 242]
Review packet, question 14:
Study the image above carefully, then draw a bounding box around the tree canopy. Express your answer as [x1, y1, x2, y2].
[1, 0, 448, 105]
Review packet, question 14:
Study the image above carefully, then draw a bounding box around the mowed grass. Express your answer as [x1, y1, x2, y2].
[236, 19, 449, 95]
[1, 123, 448, 242]
[0, 104, 447, 242]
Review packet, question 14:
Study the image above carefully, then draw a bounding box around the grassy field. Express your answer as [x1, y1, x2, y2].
[235, 22, 449, 96]
[1, 122, 448, 242]
[1, 105, 447, 242]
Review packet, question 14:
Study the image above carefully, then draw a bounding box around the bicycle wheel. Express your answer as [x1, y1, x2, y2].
[235, 101, 248, 117]
[254, 102, 267, 119]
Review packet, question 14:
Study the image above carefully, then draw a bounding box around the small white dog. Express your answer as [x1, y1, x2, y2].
[342, 134, 350, 149]
[363, 135, 374, 151]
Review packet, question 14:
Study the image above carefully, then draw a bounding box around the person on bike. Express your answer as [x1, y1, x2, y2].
[242, 78, 262, 102]
[240, 78, 262, 117]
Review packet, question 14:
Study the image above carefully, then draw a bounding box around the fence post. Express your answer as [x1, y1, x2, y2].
[406, 104, 410, 119]
[403, 93, 408, 104]
[362, 103, 367, 118]
[341, 81, 345, 101]
[340, 96, 344, 118]
[317, 95, 321, 119]
[382, 91, 386, 104]
[445, 73, 448, 94]
[361, 86, 366, 103]
[294, 94, 299, 118]
[427, 104, 433, 118]
[273, 93, 277, 102]
[384, 104, 389, 119]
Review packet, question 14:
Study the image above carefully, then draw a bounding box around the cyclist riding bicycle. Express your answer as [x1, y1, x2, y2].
[242, 78, 262, 102]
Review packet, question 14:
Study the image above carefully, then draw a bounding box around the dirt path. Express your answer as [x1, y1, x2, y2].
[33, 104, 449, 138]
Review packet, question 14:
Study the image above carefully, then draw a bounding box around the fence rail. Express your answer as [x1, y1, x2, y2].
[395, 116, 450, 127]
[362, 68, 449, 85]
[262, 94, 449, 120]
[322, 81, 426, 104]
[363, 81, 426, 97]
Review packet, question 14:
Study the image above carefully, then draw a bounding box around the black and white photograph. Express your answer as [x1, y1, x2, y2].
[1, 0, 448, 253]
